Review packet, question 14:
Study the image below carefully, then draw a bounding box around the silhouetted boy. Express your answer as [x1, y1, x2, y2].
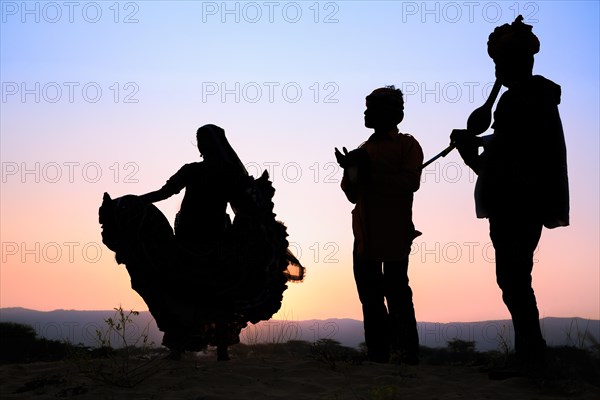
[336, 86, 423, 364]
[451, 16, 569, 370]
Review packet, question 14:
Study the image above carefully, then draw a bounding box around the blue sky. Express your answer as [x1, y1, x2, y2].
[1, 1, 598, 321]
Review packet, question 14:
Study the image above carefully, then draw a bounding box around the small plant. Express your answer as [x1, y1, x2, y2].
[587, 332, 600, 358]
[77, 306, 163, 388]
[309, 339, 364, 370]
[367, 384, 402, 400]
[95, 307, 152, 360]
[496, 324, 513, 358]
[446, 339, 480, 366]
[310, 338, 340, 370]
[564, 318, 595, 349]
[447, 338, 475, 354]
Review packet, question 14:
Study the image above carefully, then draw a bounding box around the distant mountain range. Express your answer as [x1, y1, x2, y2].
[1, 308, 598, 352]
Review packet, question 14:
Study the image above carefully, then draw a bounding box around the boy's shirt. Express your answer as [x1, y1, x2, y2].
[342, 128, 423, 260]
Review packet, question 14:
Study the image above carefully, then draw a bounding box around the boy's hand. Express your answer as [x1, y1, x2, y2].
[334, 147, 350, 168]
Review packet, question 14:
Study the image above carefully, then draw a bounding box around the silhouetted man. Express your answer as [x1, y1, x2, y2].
[451, 16, 569, 369]
[336, 86, 423, 364]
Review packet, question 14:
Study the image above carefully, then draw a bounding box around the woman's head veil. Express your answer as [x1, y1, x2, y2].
[197, 124, 248, 176]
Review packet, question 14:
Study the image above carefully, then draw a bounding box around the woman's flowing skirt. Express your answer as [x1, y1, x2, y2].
[99, 173, 303, 351]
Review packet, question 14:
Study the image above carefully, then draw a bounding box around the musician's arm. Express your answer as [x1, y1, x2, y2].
[451, 129, 486, 174]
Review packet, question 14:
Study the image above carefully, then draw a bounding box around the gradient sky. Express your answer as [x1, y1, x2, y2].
[1, 1, 598, 324]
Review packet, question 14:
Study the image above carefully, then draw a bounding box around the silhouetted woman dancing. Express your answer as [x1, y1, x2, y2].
[99, 124, 303, 360]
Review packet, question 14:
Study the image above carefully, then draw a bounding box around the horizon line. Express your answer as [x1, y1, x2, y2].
[1, 307, 597, 324]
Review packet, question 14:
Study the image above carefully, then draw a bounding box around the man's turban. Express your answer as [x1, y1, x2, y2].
[487, 15, 540, 60]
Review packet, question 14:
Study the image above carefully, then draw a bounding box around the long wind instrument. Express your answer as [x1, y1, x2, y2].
[422, 80, 502, 169]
